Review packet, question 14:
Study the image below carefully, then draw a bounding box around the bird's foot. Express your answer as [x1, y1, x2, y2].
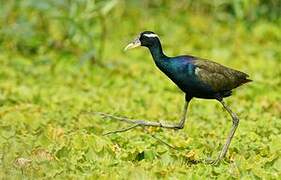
[204, 157, 223, 165]
[210, 158, 221, 165]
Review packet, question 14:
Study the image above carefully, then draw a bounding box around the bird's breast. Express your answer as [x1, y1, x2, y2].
[156, 61, 214, 96]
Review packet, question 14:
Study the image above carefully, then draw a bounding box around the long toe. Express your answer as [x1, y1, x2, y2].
[211, 158, 221, 165]
[204, 157, 223, 165]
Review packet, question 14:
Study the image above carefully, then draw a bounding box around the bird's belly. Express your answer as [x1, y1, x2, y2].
[169, 75, 216, 98]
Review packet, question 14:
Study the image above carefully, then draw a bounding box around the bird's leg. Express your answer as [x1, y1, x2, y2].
[212, 99, 239, 164]
[176, 98, 189, 129]
[99, 99, 190, 130]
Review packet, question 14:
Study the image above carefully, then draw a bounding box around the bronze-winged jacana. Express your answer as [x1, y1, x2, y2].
[104, 31, 252, 164]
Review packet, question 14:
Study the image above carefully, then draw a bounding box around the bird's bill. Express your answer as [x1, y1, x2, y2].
[124, 38, 141, 51]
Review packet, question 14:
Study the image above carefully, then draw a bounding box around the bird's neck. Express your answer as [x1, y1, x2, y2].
[147, 43, 168, 62]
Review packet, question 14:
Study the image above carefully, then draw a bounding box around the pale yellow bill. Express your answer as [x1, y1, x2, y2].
[124, 38, 141, 51]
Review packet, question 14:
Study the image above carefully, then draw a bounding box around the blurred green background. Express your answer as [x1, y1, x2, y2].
[0, 0, 280, 179]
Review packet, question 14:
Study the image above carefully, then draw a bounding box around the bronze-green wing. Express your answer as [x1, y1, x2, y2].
[193, 59, 252, 92]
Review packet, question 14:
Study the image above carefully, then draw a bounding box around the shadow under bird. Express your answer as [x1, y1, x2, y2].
[104, 31, 252, 164]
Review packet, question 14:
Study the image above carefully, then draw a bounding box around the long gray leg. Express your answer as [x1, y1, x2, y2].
[99, 98, 190, 130]
[212, 99, 239, 164]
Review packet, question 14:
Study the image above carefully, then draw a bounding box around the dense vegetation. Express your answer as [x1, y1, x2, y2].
[0, 0, 280, 179]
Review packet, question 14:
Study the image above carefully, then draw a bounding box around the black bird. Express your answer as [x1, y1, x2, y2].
[122, 31, 251, 163]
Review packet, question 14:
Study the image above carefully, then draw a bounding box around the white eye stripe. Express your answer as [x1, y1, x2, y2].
[143, 33, 159, 38]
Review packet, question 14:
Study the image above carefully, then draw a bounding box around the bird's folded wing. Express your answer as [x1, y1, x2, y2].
[193, 59, 250, 92]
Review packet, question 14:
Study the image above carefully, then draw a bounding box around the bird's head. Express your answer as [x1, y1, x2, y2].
[124, 31, 160, 51]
